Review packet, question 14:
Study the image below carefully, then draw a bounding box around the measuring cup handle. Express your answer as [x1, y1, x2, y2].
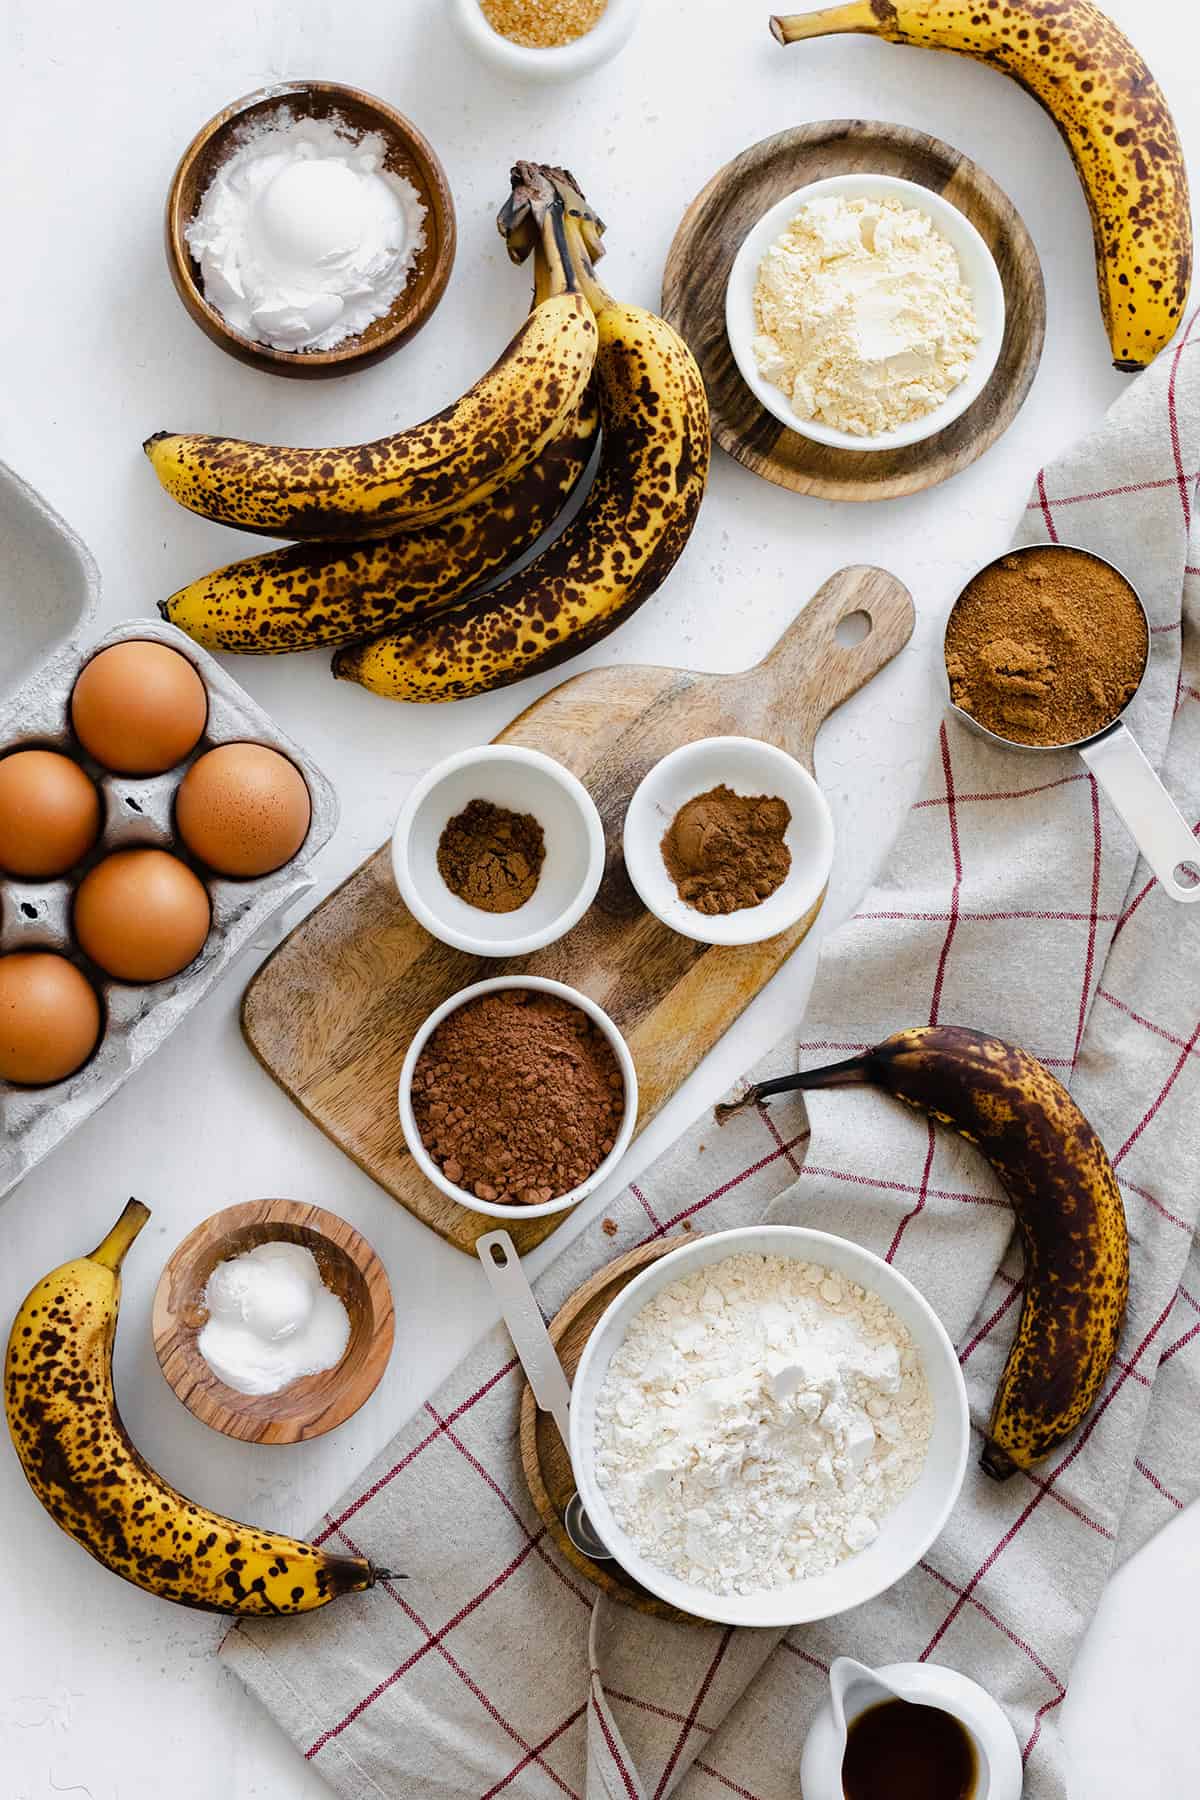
[476, 1230, 574, 1444]
[1079, 724, 1200, 903]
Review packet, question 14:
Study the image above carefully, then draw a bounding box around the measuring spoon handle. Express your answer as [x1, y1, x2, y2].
[476, 1230, 573, 1443]
[1080, 723, 1200, 903]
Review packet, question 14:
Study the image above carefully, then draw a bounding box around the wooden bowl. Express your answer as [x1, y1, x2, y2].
[151, 1199, 394, 1442]
[165, 82, 456, 378]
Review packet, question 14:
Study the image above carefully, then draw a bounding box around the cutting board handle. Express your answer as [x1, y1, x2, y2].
[730, 565, 915, 769]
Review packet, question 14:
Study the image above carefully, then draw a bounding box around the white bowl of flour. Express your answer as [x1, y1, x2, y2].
[571, 1225, 969, 1627]
[725, 173, 1005, 452]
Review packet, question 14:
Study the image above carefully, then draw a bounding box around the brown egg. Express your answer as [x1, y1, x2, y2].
[0, 749, 102, 877]
[74, 849, 211, 982]
[175, 742, 312, 877]
[0, 952, 103, 1085]
[71, 640, 208, 775]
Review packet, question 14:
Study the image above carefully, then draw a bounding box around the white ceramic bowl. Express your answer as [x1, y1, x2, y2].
[622, 736, 834, 946]
[570, 1225, 970, 1628]
[398, 975, 638, 1221]
[392, 745, 604, 958]
[725, 172, 1006, 453]
[451, 0, 641, 81]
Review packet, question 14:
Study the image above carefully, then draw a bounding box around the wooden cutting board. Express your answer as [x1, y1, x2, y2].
[242, 565, 914, 1254]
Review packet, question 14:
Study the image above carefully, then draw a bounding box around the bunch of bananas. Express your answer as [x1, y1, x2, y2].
[5, 1201, 392, 1615]
[771, 0, 1192, 370]
[151, 164, 710, 699]
[718, 1025, 1130, 1477]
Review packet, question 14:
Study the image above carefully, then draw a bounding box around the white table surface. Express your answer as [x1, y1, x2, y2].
[3, 1, 1197, 1793]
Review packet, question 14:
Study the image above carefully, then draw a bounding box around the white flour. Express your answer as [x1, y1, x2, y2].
[593, 1253, 933, 1595]
[752, 194, 980, 437]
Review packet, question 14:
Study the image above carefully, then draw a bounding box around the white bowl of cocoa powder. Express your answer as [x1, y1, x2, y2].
[399, 976, 638, 1220]
[623, 736, 835, 946]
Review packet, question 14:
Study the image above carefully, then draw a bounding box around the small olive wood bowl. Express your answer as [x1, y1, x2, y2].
[151, 1199, 394, 1443]
[165, 81, 457, 378]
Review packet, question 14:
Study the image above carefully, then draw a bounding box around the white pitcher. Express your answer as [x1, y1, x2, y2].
[798, 1655, 1024, 1799]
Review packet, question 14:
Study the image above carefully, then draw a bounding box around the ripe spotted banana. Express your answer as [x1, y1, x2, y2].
[771, 1, 1192, 369]
[143, 193, 598, 539]
[157, 390, 599, 653]
[5, 1201, 392, 1614]
[717, 1026, 1129, 1477]
[334, 181, 710, 701]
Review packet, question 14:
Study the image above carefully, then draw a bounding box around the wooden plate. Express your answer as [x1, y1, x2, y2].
[151, 1199, 394, 1443]
[519, 1236, 708, 1622]
[662, 120, 1045, 502]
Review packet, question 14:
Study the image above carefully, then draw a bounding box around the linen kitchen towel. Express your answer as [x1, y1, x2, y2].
[224, 313, 1200, 1800]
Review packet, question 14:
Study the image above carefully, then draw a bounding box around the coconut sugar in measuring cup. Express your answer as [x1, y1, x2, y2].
[943, 543, 1200, 903]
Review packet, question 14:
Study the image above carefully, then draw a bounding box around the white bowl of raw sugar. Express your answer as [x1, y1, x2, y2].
[622, 736, 834, 946]
[451, 0, 642, 81]
[392, 744, 605, 957]
[725, 173, 1006, 452]
[570, 1225, 970, 1629]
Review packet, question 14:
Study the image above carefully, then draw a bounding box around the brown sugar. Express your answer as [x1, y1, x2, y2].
[944, 546, 1147, 747]
[411, 988, 625, 1205]
[436, 798, 545, 914]
[662, 783, 792, 915]
[479, 0, 608, 48]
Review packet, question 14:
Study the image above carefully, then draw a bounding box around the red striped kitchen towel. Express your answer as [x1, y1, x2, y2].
[223, 312, 1200, 1799]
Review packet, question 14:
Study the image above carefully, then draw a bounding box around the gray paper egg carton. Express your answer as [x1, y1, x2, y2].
[0, 463, 338, 1200]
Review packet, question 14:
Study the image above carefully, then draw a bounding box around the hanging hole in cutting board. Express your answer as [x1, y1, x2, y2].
[835, 610, 873, 648]
[489, 1241, 509, 1267]
[1174, 860, 1200, 889]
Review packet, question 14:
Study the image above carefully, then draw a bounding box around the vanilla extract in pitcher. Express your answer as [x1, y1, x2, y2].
[841, 1697, 976, 1800]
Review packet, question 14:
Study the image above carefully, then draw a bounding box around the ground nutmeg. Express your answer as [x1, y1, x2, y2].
[436, 797, 545, 914]
[411, 988, 625, 1205]
[662, 783, 792, 915]
[944, 545, 1148, 747]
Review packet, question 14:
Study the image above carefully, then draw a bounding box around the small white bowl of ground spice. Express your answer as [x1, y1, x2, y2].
[392, 744, 605, 957]
[623, 736, 835, 946]
[451, 0, 641, 80]
[399, 976, 638, 1220]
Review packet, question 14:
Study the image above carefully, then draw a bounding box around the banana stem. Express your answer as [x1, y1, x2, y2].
[89, 1198, 151, 1272]
[714, 1054, 874, 1122]
[770, 3, 883, 44]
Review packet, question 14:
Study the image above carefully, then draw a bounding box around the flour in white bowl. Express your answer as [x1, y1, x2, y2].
[593, 1252, 933, 1595]
[752, 194, 980, 437]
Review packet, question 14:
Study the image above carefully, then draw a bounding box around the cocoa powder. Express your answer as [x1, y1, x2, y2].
[944, 546, 1148, 747]
[437, 798, 545, 914]
[411, 988, 625, 1205]
[662, 783, 792, 915]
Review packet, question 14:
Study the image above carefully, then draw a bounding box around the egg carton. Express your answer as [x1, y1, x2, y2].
[0, 461, 338, 1201]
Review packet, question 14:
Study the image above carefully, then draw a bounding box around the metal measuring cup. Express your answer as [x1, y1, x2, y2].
[944, 544, 1200, 904]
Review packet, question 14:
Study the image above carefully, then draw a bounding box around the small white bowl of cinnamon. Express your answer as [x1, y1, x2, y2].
[622, 736, 835, 947]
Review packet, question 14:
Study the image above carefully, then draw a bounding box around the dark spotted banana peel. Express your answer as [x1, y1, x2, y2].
[143, 189, 598, 540]
[717, 1026, 1129, 1477]
[334, 190, 710, 701]
[771, 1, 1192, 369]
[157, 389, 599, 653]
[5, 1201, 392, 1614]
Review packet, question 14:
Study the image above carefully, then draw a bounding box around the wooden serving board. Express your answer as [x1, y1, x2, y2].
[519, 1238, 702, 1622]
[662, 120, 1045, 503]
[242, 565, 914, 1255]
